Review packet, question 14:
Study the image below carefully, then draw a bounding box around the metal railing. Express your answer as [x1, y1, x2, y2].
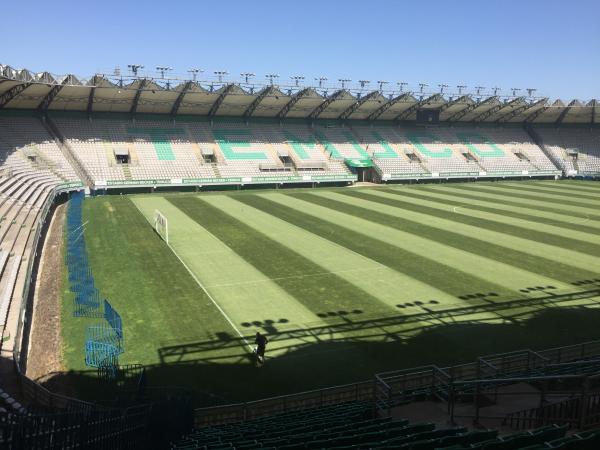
[195, 380, 373, 428]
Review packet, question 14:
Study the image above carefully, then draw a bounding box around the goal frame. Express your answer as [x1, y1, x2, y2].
[153, 209, 169, 245]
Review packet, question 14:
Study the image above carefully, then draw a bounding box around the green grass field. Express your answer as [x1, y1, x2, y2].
[60, 180, 600, 403]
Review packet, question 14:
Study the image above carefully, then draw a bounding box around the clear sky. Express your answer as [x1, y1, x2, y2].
[1, 0, 598, 101]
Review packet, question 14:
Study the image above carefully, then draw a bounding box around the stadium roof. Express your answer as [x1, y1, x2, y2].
[0, 64, 597, 125]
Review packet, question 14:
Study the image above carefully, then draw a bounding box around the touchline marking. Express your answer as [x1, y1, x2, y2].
[162, 240, 253, 352]
[132, 200, 252, 351]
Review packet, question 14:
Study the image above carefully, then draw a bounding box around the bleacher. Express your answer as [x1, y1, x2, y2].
[48, 117, 567, 186]
[0, 116, 83, 346]
[173, 399, 600, 449]
[536, 128, 600, 176]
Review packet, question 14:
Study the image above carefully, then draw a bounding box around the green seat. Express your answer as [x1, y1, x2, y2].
[439, 430, 499, 447]
[386, 423, 436, 439]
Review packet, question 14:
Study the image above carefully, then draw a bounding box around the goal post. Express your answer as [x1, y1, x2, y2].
[153, 209, 169, 244]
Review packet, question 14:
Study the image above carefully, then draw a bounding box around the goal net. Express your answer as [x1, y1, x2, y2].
[153, 209, 169, 244]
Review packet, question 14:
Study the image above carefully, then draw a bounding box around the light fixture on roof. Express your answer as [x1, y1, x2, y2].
[265, 74, 279, 85]
[290, 76, 305, 87]
[156, 66, 172, 78]
[127, 64, 144, 77]
[214, 71, 229, 83]
[338, 78, 351, 89]
[526, 88, 537, 98]
[438, 84, 449, 94]
[475, 86, 486, 96]
[418, 83, 428, 93]
[358, 80, 370, 89]
[491, 87, 500, 96]
[457, 85, 467, 95]
[188, 68, 203, 81]
[511, 88, 521, 97]
[315, 76, 328, 88]
[397, 82, 408, 92]
[241, 72, 255, 84]
[377, 81, 388, 91]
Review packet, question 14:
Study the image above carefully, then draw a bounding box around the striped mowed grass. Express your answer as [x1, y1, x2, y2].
[63, 181, 600, 401]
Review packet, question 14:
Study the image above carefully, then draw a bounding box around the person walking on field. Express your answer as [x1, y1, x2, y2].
[255, 332, 268, 366]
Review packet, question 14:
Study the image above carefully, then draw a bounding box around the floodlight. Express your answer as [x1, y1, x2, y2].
[475, 86, 486, 95]
[290, 76, 305, 87]
[127, 64, 144, 77]
[511, 88, 521, 97]
[457, 85, 467, 95]
[265, 74, 279, 85]
[438, 84, 449, 94]
[214, 71, 229, 83]
[156, 66, 172, 78]
[315, 76, 328, 88]
[526, 88, 537, 97]
[397, 82, 408, 92]
[241, 72, 255, 84]
[358, 80, 370, 89]
[188, 68, 203, 81]
[377, 81, 388, 91]
[338, 78, 351, 89]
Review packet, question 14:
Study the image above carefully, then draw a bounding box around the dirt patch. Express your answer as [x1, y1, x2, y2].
[26, 203, 66, 383]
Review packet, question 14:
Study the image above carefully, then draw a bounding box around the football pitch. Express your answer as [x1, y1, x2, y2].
[61, 180, 600, 402]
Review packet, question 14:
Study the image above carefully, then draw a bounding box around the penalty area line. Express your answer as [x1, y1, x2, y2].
[164, 240, 254, 353]
[132, 200, 253, 352]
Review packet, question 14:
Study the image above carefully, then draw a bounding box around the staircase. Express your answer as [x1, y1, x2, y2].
[211, 163, 221, 178]
[121, 164, 133, 180]
[524, 124, 562, 173]
[41, 116, 93, 187]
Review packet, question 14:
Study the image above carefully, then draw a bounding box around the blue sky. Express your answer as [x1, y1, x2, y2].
[1, 0, 598, 100]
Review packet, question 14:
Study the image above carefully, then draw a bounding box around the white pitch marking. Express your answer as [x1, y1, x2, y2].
[132, 202, 254, 353]
[162, 236, 253, 352]
[205, 265, 387, 289]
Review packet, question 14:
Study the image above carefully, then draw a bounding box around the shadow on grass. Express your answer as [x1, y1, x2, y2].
[31, 287, 600, 407]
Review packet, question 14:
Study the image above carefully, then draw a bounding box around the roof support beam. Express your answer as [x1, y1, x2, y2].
[471, 97, 525, 122]
[445, 96, 498, 122]
[277, 88, 311, 119]
[208, 83, 236, 117]
[394, 94, 443, 122]
[170, 81, 193, 118]
[554, 103, 573, 126]
[438, 95, 471, 113]
[130, 79, 148, 115]
[589, 100, 597, 125]
[37, 77, 71, 114]
[338, 90, 379, 120]
[0, 83, 31, 109]
[524, 105, 550, 123]
[87, 75, 99, 119]
[243, 85, 275, 119]
[496, 98, 548, 123]
[308, 90, 346, 120]
[367, 93, 412, 121]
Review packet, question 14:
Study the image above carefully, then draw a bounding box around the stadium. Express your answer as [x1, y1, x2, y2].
[1, 4, 600, 446]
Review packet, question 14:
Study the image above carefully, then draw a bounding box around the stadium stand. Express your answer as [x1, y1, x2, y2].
[51, 117, 357, 185]
[45, 116, 567, 187]
[0, 117, 82, 347]
[174, 401, 600, 449]
[535, 128, 600, 176]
